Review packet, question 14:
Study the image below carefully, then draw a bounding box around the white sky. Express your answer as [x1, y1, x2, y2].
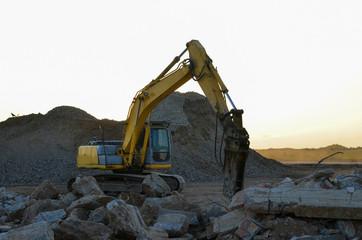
[1, 1, 361, 149]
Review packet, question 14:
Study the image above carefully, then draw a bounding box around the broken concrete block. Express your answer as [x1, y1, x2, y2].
[67, 208, 90, 221]
[140, 194, 202, 226]
[71, 176, 104, 197]
[22, 199, 65, 225]
[4, 202, 26, 222]
[229, 190, 245, 210]
[278, 177, 296, 188]
[142, 173, 172, 198]
[271, 217, 319, 240]
[106, 199, 146, 239]
[212, 209, 246, 235]
[244, 187, 362, 220]
[120, 192, 146, 208]
[204, 204, 228, 224]
[59, 192, 77, 207]
[88, 206, 107, 224]
[138, 226, 169, 240]
[32, 209, 66, 224]
[66, 194, 114, 214]
[30, 180, 59, 200]
[234, 218, 262, 239]
[53, 217, 112, 240]
[158, 208, 199, 226]
[0, 221, 54, 240]
[153, 213, 189, 237]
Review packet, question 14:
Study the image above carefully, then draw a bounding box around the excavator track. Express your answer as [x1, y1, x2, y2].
[67, 172, 185, 196]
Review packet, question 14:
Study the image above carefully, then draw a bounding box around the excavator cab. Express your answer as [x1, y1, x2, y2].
[143, 122, 172, 169]
[77, 122, 172, 171]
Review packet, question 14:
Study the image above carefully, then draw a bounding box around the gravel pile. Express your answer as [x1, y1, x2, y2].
[0, 92, 289, 185]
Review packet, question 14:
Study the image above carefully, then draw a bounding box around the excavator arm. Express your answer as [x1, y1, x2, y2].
[121, 40, 249, 197]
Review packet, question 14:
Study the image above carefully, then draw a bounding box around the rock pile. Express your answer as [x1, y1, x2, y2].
[0, 92, 289, 186]
[2, 169, 361, 239]
[0, 175, 203, 239]
[211, 168, 362, 240]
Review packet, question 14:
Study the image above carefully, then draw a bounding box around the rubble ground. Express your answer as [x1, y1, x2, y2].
[1, 164, 362, 240]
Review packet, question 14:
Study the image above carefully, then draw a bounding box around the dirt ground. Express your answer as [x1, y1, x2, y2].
[5, 164, 362, 212]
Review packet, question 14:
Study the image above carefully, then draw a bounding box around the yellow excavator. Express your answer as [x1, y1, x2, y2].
[74, 40, 249, 197]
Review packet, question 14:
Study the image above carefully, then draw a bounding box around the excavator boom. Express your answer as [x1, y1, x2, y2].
[121, 40, 249, 196]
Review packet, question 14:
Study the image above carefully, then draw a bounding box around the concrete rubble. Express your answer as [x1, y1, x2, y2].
[1, 169, 362, 239]
[0, 176, 203, 239]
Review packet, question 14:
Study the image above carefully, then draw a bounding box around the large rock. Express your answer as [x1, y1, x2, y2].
[203, 204, 228, 224]
[140, 194, 202, 226]
[212, 209, 247, 235]
[66, 194, 114, 214]
[32, 209, 66, 224]
[158, 209, 199, 226]
[30, 180, 59, 200]
[153, 213, 189, 237]
[142, 174, 172, 198]
[71, 176, 104, 197]
[0, 221, 54, 240]
[4, 202, 26, 222]
[22, 199, 65, 225]
[59, 192, 77, 207]
[138, 226, 169, 240]
[88, 206, 107, 224]
[106, 199, 146, 239]
[67, 208, 89, 221]
[53, 217, 112, 240]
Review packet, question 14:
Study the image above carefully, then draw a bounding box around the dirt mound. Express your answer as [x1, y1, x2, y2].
[46, 106, 97, 120]
[0, 93, 289, 185]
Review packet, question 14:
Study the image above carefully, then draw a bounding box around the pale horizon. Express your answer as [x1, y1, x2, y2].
[1, 1, 361, 149]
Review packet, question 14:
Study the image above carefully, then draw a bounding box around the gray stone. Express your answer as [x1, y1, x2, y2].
[106, 199, 146, 239]
[137, 226, 169, 240]
[71, 176, 104, 197]
[88, 206, 107, 224]
[30, 180, 59, 200]
[59, 192, 77, 206]
[67, 208, 89, 221]
[142, 173, 172, 198]
[5, 201, 26, 222]
[212, 209, 246, 235]
[66, 194, 114, 214]
[32, 209, 66, 224]
[53, 217, 111, 240]
[22, 199, 65, 225]
[244, 187, 362, 220]
[204, 204, 228, 224]
[120, 192, 146, 208]
[14, 195, 30, 204]
[229, 190, 245, 210]
[141, 194, 202, 226]
[0, 221, 54, 240]
[153, 213, 189, 237]
[159, 208, 199, 226]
